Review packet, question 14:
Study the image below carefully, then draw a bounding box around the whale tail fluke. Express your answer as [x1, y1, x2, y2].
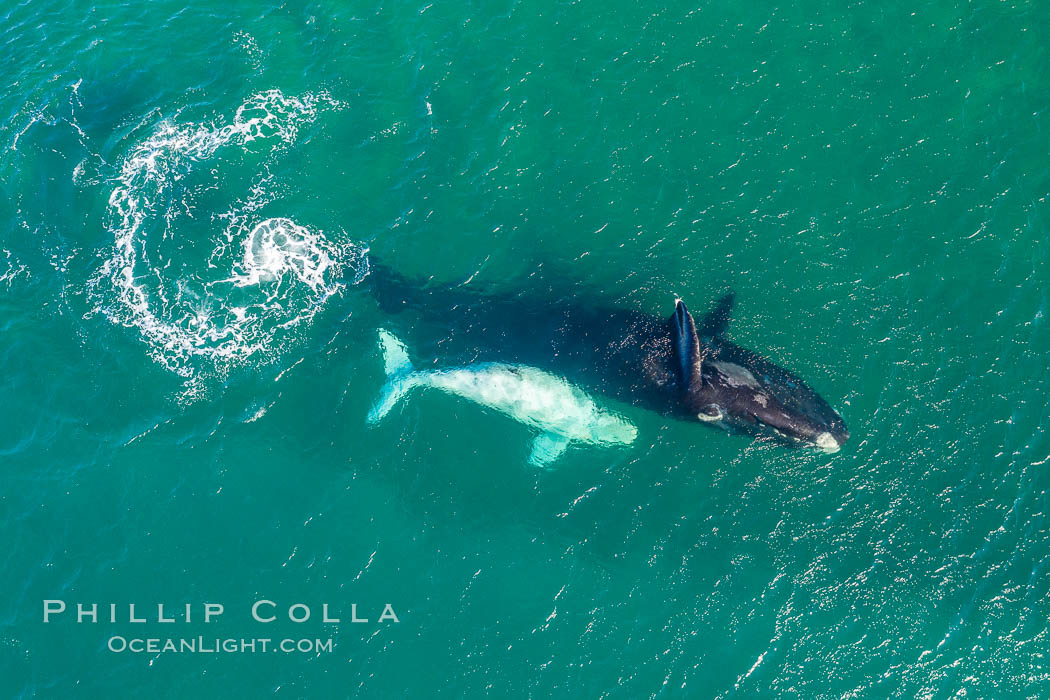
[367, 329, 416, 424]
[378, 329, 412, 376]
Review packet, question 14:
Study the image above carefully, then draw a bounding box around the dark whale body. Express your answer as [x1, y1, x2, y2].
[365, 264, 849, 450]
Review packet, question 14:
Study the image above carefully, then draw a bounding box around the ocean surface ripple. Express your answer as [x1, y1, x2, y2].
[0, 0, 1048, 697]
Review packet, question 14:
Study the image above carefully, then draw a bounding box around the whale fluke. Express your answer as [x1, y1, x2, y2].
[379, 329, 412, 375]
[368, 329, 417, 424]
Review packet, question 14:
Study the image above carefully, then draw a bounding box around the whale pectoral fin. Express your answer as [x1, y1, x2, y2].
[671, 299, 704, 392]
[701, 292, 735, 338]
[528, 433, 570, 469]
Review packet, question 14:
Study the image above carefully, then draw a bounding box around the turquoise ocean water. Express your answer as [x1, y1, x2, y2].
[2, 0, 1049, 696]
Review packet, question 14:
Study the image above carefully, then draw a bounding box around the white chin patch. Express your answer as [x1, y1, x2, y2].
[815, 432, 840, 453]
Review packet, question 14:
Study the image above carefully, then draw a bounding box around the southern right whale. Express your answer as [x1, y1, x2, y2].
[368, 329, 637, 467]
[365, 264, 849, 452]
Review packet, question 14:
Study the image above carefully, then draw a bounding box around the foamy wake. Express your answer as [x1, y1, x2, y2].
[90, 90, 366, 386]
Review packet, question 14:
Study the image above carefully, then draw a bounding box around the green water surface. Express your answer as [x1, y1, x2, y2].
[2, 0, 1049, 696]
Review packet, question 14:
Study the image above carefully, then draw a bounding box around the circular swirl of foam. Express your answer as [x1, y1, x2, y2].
[91, 90, 364, 384]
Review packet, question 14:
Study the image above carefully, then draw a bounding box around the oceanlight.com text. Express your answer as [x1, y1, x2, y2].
[107, 636, 335, 654]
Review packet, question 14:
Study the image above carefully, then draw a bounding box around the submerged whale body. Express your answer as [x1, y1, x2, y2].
[368, 330, 637, 467]
[365, 265, 849, 452]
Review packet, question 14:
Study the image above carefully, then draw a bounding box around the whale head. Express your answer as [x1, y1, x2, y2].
[670, 298, 849, 451]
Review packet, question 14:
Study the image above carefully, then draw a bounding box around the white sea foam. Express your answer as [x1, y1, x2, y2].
[229, 217, 341, 289]
[1, 248, 30, 286]
[90, 89, 365, 383]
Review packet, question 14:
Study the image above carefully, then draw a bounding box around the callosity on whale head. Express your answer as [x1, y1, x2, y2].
[669, 297, 849, 452]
